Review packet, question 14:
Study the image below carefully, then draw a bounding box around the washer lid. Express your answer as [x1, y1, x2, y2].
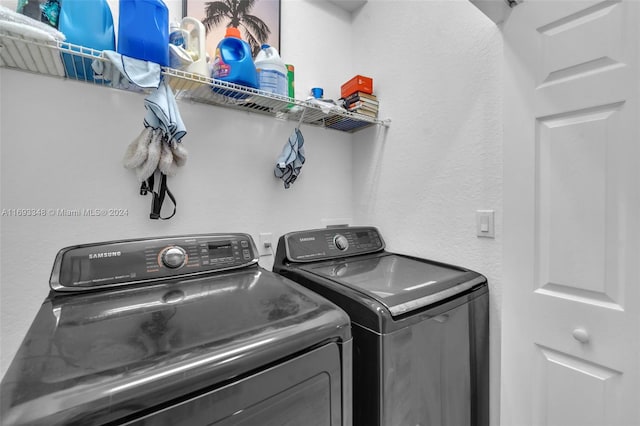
[302, 254, 485, 316]
[1, 270, 350, 425]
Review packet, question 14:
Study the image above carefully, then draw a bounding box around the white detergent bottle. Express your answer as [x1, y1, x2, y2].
[254, 44, 287, 96]
[180, 17, 208, 78]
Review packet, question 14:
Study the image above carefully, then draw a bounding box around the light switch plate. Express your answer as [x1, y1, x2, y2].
[476, 210, 495, 238]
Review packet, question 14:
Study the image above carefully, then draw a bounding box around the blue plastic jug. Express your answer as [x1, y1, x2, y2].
[58, 0, 115, 81]
[118, 0, 169, 66]
[212, 27, 258, 89]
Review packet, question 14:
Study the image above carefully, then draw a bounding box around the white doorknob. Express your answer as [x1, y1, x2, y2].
[572, 328, 590, 343]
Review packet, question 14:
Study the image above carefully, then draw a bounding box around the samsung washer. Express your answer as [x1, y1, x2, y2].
[1, 233, 352, 425]
[274, 226, 489, 426]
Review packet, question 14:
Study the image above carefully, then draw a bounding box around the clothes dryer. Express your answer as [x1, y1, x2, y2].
[274, 226, 488, 426]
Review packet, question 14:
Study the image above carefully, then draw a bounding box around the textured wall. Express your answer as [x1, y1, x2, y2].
[1, 4, 504, 424]
[0, 0, 355, 376]
[350, 1, 503, 424]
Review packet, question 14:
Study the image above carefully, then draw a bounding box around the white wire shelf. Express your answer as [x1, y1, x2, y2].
[0, 32, 390, 133]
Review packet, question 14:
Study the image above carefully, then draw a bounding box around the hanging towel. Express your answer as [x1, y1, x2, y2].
[123, 82, 188, 180]
[92, 50, 161, 90]
[274, 128, 305, 189]
[122, 80, 188, 220]
[144, 79, 187, 144]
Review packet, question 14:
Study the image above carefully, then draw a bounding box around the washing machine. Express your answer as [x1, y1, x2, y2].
[0, 233, 352, 425]
[273, 226, 489, 426]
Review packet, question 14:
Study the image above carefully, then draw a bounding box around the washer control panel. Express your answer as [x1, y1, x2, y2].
[284, 226, 384, 262]
[51, 234, 258, 291]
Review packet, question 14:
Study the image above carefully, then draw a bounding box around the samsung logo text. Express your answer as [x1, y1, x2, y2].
[89, 251, 122, 260]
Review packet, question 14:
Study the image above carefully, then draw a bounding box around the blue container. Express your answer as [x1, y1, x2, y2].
[118, 0, 169, 66]
[58, 0, 115, 81]
[212, 27, 258, 89]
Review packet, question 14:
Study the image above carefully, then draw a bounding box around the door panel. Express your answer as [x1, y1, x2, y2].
[533, 345, 622, 426]
[503, 0, 639, 425]
[535, 0, 625, 89]
[535, 102, 625, 308]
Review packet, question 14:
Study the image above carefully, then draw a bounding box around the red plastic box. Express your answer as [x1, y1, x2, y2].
[341, 75, 373, 99]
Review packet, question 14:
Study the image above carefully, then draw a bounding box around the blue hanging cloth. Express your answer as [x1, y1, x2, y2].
[274, 127, 306, 189]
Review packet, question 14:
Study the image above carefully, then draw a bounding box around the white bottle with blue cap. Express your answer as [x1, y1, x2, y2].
[254, 44, 288, 96]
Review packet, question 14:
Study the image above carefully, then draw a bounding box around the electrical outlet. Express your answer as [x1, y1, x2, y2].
[259, 233, 273, 256]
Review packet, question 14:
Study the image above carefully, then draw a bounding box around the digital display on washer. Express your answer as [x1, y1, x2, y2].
[355, 231, 371, 244]
[208, 242, 233, 258]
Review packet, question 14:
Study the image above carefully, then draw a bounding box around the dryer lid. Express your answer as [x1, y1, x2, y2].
[302, 254, 485, 316]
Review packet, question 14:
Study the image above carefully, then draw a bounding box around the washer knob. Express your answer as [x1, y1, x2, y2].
[161, 246, 187, 269]
[334, 234, 349, 251]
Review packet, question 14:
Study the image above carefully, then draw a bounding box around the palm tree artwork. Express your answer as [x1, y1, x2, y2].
[202, 0, 273, 57]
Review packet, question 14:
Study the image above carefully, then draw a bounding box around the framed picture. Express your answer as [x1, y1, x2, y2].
[184, 0, 281, 61]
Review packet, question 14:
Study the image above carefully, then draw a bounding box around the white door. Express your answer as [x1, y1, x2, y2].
[502, 0, 639, 425]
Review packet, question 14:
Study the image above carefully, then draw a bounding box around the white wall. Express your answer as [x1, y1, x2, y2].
[0, 0, 356, 376]
[1, 4, 504, 424]
[350, 1, 503, 424]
